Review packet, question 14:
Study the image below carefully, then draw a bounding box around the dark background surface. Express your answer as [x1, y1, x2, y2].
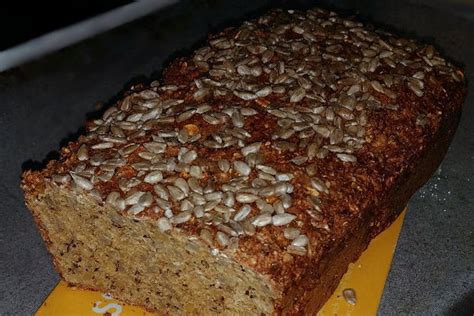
[0, 1, 473, 315]
[0, 1, 131, 50]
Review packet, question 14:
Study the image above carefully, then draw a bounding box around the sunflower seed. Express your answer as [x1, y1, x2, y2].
[193, 88, 209, 101]
[407, 80, 424, 97]
[217, 223, 238, 237]
[188, 178, 203, 194]
[371, 80, 385, 93]
[236, 192, 259, 203]
[190, 192, 206, 206]
[171, 211, 192, 224]
[204, 140, 222, 148]
[144, 171, 163, 184]
[203, 114, 221, 125]
[217, 159, 230, 173]
[250, 66, 263, 77]
[284, 227, 300, 240]
[189, 166, 203, 179]
[119, 144, 140, 156]
[128, 204, 145, 215]
[91, 142, 114, 150]
[314, 125, 331, 138]
[138, 151, 156, 160]
[256, 199, 274, 213]
[241, 107, 258, 116]
[138, 192, 153, 207]
[216, 231, 230, 247]
[233, 161, 251, 176]
[200, 228, 213, 245]
[204, 181, 216, 194]
[180, 199, 194, 212]
[167, 186, 186, 201]
[237, 64, 251, 76]
[256, 86, 272, 97]
[205, 191, 224, 202]
[164, 209, 174, 218]
[287, 245, 307, 256]
[276, 173, 293, 181]
[131, 162, 150, 171]
[336, 153, 357, 162]
[292, 234, 309, 247]
[77, 144, 89, 161]
[52, 174, 71, 184]
[105, 191, 120, 205]
[153, 184, 169, 200]
[256, 164, 276, 175]
[70, 173, 93, 190]
[204, 200, 220, 212]
[234, 205, 252, 221]
[343, 288, 357, 305]
[241, 142, 261, 156]
[193, 205, 205, 218]
[234, 90, 257, 100]
[232, 111, 244, 128]
[115, 198, 126, 211]
[242, 220, 256, 235]
[223, 192, 235, 207]
[196, 104, 212, 114]
[347, 84, 360, 95]
[272, 213, 296, 226]
[125, 191, 145, 205]
[180, 150, 197, 164]
[252, 213, 272, 227]
[310, 177, 329, 193]
[226, 220, 243, 235]
[289, 87, 306, 103]
[173, 178, 190, 196]
[157, 217, 172, 232]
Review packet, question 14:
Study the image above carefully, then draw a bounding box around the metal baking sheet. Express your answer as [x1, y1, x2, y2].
[0, 0, 472, 314]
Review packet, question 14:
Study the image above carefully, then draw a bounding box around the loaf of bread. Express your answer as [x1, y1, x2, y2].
[22, 8, 465, 315]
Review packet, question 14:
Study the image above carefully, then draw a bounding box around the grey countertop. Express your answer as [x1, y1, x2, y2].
[0, 1, 472, 315]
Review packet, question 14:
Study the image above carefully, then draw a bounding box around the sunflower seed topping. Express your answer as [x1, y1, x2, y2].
[157, 217, 172, 232]
[233, 161, 251, 176]
[171, 211, 192, 225]
[59, 6, 463, 257]
[292, 235, 309, 247]
[70, 173, 93, 191]
[234, 205, 252, 221]
[144, 171, 163, 184]
[252, 213, 272, 227]
[272, 213, 296, 226]
[343, 288, 357, 305]
[287, 245, 307, 256]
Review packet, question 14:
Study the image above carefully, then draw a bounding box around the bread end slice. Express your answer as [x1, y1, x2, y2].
[23, 181, 277, 315]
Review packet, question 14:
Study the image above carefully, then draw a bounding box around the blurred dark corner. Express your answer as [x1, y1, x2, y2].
[0, 0, 472, 51]
[0, 1, 131, 50]
[446, 289, 474, 316]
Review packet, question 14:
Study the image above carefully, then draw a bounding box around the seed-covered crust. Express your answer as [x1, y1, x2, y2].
[22, 7, 466, 314]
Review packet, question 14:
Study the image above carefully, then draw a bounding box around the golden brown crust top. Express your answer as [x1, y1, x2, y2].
[22, 7, 466, 301]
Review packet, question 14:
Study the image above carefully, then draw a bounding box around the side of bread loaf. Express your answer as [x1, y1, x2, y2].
[22, 8, 465, 315]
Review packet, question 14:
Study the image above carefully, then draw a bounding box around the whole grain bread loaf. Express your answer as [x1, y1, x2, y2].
[22, 7, 466, 315]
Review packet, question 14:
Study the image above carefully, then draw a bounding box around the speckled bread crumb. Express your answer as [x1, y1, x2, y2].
[22, 7, 465, 315]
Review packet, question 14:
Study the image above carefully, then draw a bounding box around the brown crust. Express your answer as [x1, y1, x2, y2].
[283, 101, 462, 314]
[22, 7, 466, 315]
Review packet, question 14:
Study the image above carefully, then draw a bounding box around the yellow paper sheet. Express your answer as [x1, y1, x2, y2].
[37, 210, 406, 316]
